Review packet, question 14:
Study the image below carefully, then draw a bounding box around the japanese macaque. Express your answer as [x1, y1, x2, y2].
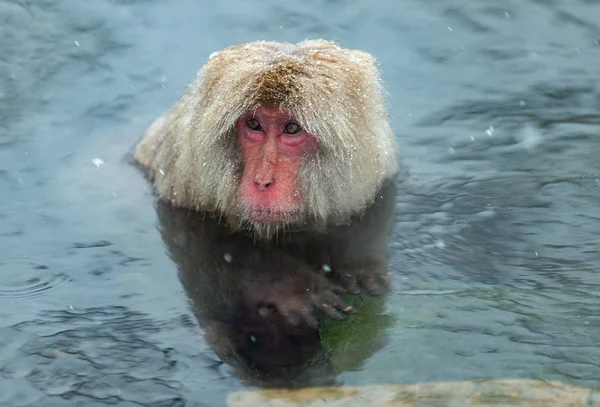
[134, 39, 398, 237]
[135, 39, 398, 295]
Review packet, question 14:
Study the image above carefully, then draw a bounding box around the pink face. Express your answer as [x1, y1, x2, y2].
[235, 106, 316, 223]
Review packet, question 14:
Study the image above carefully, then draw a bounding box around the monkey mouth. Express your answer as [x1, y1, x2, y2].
[248, 208, 296, 224]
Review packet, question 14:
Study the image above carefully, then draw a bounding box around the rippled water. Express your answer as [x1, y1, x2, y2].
[2, 0, 600, 405]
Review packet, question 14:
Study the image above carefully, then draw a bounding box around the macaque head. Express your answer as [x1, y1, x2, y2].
[135, 39, 398, 238]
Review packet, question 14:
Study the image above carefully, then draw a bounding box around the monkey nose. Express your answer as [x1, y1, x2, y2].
[254, 160, 275, 190]
[254, 177, 274, 190]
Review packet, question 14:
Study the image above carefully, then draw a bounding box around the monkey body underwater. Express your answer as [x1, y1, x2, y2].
[134, 39, 399, 239]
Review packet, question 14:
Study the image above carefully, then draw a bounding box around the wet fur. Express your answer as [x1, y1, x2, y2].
[134, 39, 398, 236]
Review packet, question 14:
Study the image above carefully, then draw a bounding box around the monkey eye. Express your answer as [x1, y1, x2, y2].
[247, 118, 262, 131]
[284, 121, 301, 135]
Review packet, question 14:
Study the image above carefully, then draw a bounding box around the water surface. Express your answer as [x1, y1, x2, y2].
[2, 0, 600, 405]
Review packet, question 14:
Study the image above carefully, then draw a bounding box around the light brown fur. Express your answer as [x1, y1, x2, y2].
[134, 39, 398, 236]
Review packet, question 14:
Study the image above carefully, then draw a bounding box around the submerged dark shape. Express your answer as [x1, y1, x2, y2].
[154, 180, 397, 387]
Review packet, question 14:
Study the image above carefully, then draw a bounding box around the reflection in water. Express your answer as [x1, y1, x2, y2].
[155, 181, 397, 388]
